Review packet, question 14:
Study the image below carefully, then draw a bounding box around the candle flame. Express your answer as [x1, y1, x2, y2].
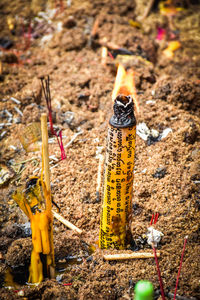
[112, 64, 139, 113]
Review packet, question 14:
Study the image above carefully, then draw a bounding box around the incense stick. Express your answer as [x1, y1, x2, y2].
[153, 246, 165, 300]
[173, 236, 188, 300]
[103, 252, 160, 261]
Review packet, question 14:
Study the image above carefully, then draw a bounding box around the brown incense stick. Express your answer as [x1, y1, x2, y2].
[103, 252, 160, 261]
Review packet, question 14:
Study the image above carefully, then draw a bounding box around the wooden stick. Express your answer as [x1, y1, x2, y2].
[103, 252, 160, 261]
[140, 0, 155, 20]
[101, 46, 108, 66]
[91, 17, 100, 37]
[52, 211, 82, 234]
[41, 113, 55, 279]
[41, 113, 51, 212]
[41, 113, 51, 191]
[96, 154, 104, 201]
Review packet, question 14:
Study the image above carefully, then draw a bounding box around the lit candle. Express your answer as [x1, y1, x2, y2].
[99, 95, 136, 249]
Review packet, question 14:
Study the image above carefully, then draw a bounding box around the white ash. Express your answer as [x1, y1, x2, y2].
[160, 128, 172, 139]
[9, 145, 17, 150]
[147, 226, 164, 247]
[146, 100, 156, 105]
[136, 122, 172, 142]
[95, 146, 104, 158]
[136, 123, 150, 141]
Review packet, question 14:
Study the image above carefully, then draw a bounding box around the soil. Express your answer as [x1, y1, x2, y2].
[0, 0, 200, 299]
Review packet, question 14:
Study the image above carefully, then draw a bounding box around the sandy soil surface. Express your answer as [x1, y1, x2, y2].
[0, 0, 200, 299]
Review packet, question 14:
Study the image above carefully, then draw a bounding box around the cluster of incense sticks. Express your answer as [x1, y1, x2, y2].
[150, 212, 159, 225]
[41, 76, 66, 160]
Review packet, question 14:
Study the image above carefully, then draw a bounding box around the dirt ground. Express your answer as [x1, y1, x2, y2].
[0, 0, 200, 299]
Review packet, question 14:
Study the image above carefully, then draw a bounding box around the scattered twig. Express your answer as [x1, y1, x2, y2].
[88, 16, 100, 47]
[52, 211, 82, 234]
[4, 109, 13, 118]
[96, 154, 104, 202]
[10, 97, 21, 104]
[13, 157, 40, 165]
[168, 292, 197, 300]
[0, 130, 7, 139]
[64, 131, 83, 149]
[14, 106, 23, 116]
[173, 236, 188, 300]
[103, 252, 160, 261]
[140, 0, 156, 20]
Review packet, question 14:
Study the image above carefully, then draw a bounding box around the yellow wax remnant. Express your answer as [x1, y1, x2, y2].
[159, 1, 183, 16]
[7, 16, 14, 31]
[29, 250, 43, 283]
[39, 212, 50, 254]
[99, 125, 136, 249]
[163, 41, 181, 58]
[129, 20, 142, 29]
[31, 212, 42, 253]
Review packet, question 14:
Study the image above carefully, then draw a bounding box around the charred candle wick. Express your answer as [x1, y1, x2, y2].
[110, 95, 136, 128]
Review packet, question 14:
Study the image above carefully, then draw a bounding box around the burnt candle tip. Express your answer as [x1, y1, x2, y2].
[109, 95, 136, 128]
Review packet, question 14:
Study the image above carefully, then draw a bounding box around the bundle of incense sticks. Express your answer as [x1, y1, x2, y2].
[99, 95, 136, 249]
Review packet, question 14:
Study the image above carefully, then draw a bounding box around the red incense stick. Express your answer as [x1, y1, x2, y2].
[173, 236, 188, 300]
[55, 130, 66, 160]
[153, 246, 166, 300]
[150, 212, 165, 299]
[150, 213, 154, 225]
[150, 212, 159, 225]
[154, 212, 159, 224]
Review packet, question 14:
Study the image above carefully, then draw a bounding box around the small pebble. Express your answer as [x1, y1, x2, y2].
[152, 167, 167, 179]
[86, 256, 93, 262]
